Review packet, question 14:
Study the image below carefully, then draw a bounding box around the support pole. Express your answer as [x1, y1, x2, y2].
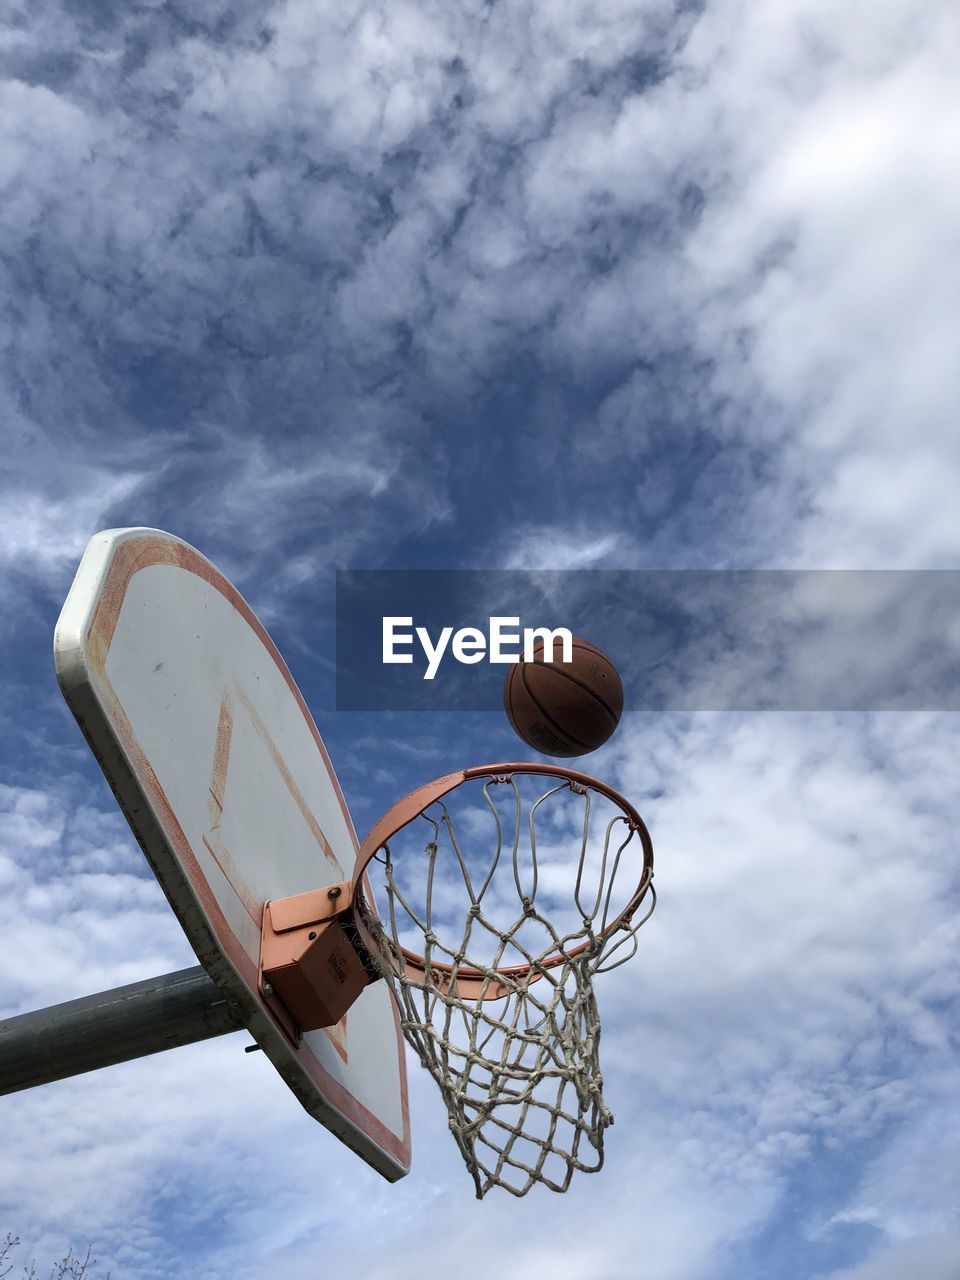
[0, 966, 245, 1096]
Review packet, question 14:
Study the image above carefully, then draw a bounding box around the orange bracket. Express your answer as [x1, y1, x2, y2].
[259, 882, 380, 1044]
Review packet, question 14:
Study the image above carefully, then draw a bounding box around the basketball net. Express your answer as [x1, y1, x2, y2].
[358, 765, 655, 1198]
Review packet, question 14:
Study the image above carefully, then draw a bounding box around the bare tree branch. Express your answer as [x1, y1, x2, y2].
[0, 1239, 106, 1280]
[1, 1234, 22, 1280]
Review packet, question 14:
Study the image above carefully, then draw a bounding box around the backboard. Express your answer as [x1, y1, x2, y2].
[54, 528, 410, 1180]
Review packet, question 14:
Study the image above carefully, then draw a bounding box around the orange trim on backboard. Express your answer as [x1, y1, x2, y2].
[208, 693, 233, 828]
[234, 684, 341, 872]
[81, 532, 410, 1168]
[200, 686, 349, 1061]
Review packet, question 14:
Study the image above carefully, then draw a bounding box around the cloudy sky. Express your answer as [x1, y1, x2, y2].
[2, 0, 959, 1276]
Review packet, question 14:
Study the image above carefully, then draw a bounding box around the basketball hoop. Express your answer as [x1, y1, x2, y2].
[349, 763, 655, 1198]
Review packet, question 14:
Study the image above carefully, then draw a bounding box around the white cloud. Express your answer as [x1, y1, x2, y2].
[2, 0, 956, 575]
[817, 1233, 960, 1280]
[815, 1087, 960, 1244]
[1, 0, 958, 1275]
[502, 528, 626, 570]
[0, 786, 192, 1011]
[681, 1, 960, 565]
[0, 472, 145, 576]
[8, 710, 957, 1278]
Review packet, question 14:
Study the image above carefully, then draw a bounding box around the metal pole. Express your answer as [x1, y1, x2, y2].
[0, 966, 245, 1096]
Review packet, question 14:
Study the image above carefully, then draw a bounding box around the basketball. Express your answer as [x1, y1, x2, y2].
[502, 636, 624, 757]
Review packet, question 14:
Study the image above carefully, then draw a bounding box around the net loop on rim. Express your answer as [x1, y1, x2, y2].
[352, 762, 655, 1198]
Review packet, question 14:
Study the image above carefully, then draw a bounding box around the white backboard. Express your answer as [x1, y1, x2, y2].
[54, 528, 410, 1180]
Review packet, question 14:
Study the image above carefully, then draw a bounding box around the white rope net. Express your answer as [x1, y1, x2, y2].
[368, 770, 655, 1198]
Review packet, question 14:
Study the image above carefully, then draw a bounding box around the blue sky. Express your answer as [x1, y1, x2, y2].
[2, 0, 959, 1276]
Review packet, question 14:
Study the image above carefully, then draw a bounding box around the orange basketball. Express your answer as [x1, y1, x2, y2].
[502, 636, 623, 757]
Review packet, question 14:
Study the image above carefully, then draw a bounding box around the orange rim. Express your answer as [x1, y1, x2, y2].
[351, 762, 654, 994]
